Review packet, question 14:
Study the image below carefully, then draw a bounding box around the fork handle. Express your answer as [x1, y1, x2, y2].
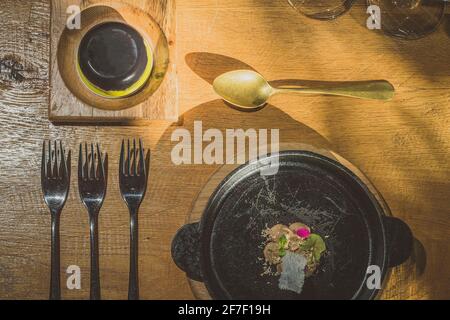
[50, 211, 61, 300]
[128, 210, 139, 300]
[89, 213, 101, 300]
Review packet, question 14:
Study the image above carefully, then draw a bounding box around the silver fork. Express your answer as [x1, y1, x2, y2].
[41, 141, 71, 300]
[78, 143, 108, 300]
[119, 139, 150, 300]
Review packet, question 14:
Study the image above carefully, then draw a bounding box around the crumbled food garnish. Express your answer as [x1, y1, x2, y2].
[262, 221, 327, 289]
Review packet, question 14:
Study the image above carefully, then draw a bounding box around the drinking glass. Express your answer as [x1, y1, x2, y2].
[368, 0, 447, 39]
[288, 0, 356, 20]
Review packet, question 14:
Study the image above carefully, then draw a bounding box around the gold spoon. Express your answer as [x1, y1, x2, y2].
[213, 70, 395, 109]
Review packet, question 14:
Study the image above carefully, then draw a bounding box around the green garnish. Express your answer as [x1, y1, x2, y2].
[278, 234, 288, 257]
[279, 234, 288, 247]
[300, 233, 326, 261]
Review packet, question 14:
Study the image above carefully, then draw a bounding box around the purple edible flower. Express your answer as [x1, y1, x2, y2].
[296, 228, 310, 239]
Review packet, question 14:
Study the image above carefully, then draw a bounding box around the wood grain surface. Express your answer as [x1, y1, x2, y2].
[0, 0, 449, 299]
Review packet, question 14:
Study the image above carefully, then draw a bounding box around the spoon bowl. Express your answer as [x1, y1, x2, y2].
[213, 70, 273, 109]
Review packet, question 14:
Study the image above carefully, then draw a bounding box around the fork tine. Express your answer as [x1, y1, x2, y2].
[47, 140, 52, 178]
[66, 149, 71, 181]
[126, 139, 131, 176]
[131, 139, 137, 176]
[42, 140, 47, 179]
[60, 141, 67, 178]
[119, 139, 125, 177]
[138, 139, 145, 176]
[103, 153, 108, 184]
[84, 142, 89, 180]
[78, 143, 84, 180]
[96, 144, 100, 179]
[96, 144, 103, 179]
[145, 148, 150, 178]
[53, 141, 59, 178]
[90, 143, 95, 180]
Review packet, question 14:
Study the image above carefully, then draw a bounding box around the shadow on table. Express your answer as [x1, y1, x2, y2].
[383, 237, 428, 299]
[444, 14, 450, 38]
[185, 52, 256, 85]
[412, 238, 427, 276]
[346, 1, 450, 77]
[155, 98, 333, 156]
[152, 98, 335, 298]
[185, 52, 379, 104]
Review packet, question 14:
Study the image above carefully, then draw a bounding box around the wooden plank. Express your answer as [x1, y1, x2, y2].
[49, 0, 178, 124]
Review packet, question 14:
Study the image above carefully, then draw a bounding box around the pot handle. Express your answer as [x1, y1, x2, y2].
[383, 216, 413, 268]
[171, 222, 203, 282]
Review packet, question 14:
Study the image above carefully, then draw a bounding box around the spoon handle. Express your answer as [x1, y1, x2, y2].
[274, 80, 395, 101]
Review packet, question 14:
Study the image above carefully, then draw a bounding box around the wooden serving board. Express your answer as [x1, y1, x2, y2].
[49, 0, 178, 125]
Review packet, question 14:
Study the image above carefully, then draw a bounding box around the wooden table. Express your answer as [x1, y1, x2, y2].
[0, 0, 449, 299]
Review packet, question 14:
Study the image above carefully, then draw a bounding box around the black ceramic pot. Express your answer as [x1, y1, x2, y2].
[172, 151, 413, 300]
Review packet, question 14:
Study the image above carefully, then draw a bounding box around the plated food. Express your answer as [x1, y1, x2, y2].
[263, 222, 326, 294]
[263, 223, 325, 274]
